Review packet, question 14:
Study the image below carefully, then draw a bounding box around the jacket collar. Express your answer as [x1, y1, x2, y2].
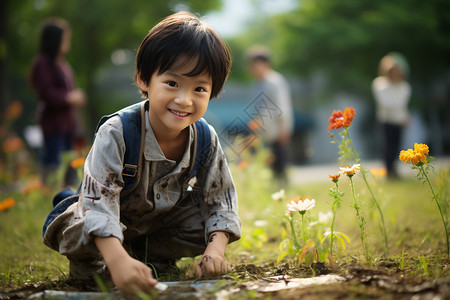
[143, 111, 193, 170]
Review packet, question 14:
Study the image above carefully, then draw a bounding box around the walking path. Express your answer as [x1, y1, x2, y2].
[289, 157, 450, 185]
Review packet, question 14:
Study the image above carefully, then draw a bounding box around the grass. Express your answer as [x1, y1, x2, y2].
[0, 146, 449, 296]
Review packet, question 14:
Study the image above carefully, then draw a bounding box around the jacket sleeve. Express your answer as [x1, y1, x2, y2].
[49, 116, 127, 258]
[198, 125, 241, 244]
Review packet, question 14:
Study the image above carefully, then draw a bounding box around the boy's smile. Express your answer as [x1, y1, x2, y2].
[137, 58, 212, 142]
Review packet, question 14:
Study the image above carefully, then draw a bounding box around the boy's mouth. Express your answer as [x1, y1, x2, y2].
[169, 109, 190, 117]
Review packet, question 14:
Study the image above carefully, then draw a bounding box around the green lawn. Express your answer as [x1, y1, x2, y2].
[1, 148, 449, 294]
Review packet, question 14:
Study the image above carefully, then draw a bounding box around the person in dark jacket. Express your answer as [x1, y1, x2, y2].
[30, 18, 85, 184]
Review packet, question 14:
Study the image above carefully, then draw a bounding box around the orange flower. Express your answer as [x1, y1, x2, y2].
[248, 119, 262, 131]
[329, 173, 341, 182]
[5, 100, 23, 121]
[328, 107, 355, 130]
[70, 157, 85, 169]
[2, 136, 24, 153]
[21, 178, 43, 195]
[370, 168, 387, 177]
[237, 160, 249, 170]
[0, 197, 15, 211]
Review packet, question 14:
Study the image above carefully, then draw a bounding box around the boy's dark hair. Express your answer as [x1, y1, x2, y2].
[135, 11, 232, 99]
[39, 18, 70, 61]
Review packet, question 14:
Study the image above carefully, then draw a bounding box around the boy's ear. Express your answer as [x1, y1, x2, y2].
[136, 74, 148, 92]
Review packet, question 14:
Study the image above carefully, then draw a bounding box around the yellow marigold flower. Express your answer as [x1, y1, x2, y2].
[414, 143, 429, 156]
[70, 157, 85, 169]
[399, 143, 429, 165]
[339, 164, 360, 176]
[0, 197, 15, 211]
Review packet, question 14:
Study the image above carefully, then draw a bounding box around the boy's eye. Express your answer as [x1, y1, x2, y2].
[195, 87, 206, 92]
[166, 81, 178, 87]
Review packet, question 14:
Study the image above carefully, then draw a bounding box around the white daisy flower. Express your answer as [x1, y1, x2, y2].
[271, 189, 285, 201]
[287, 197, 316, 214]
[318, 211, 333, 224]
[339, 164, 361, 176]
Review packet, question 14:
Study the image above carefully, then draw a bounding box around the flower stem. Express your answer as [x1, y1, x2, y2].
[349, 176, 371, 264]
[330, 211, 336, 258]
[346, 129, 388, 253]
[289, 215, 299, 251]
[301, 213, 307, 243]
[421, 165, 449, 256]
[330, 182, 339, 257]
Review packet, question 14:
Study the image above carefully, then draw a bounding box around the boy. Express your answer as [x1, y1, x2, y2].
[42, 12, 240, 294]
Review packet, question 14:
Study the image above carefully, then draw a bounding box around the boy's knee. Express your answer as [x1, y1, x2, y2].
[69, 258, 107, 279]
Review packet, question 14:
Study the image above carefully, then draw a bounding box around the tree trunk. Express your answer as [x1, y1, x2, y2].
[0, 0, 9, 111]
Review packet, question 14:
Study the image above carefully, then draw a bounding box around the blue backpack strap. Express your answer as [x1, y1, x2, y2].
[94, 100, 148, 198]
[189, 118, 211, 179]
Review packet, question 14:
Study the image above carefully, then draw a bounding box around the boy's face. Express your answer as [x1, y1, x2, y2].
[137, 58, 212, 137]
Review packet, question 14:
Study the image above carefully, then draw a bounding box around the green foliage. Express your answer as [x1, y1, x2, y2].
[321, 231, 351, 254]
[240, 228, 268, 250]
[400, 249, 405, 271]
[329, 121, 389, 253]
[347, 175, 372, 265]
[406, 156, 450, 256]
[419, 256, 430, 276]
[93, 274, 110, 294]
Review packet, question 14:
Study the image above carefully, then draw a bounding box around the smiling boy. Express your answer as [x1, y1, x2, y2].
[43, 12, 240, 294]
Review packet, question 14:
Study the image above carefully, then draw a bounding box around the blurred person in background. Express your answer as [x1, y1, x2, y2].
[372, 52, 411, 178]
[247, 46, 294, 183]
[29, 18, 86, 186]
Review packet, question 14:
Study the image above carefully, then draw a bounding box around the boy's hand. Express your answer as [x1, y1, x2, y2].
[94, 237, 157, 294]
[108, 255, 157, 294]
[194, 251, 231, 277]
[194, 231, 231, 277]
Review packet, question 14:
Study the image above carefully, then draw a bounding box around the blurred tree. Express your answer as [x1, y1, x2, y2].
[230, 0, 450, 94]
[0, 0, 9, 111]
[272, 0, 450, 95]
[5, 0, 221, 131]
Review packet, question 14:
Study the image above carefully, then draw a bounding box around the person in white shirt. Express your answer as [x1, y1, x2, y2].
[372, 52, 411, 178]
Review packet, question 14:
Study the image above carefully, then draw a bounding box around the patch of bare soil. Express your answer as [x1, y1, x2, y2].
[1, 261, 450, 299]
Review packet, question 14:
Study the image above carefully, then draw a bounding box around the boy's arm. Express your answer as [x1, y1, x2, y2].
[194, 231, 231, 277]
[94, 236, 158, 293]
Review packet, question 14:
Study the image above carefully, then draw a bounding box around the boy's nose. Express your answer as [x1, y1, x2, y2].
[174, 90, 193, 106]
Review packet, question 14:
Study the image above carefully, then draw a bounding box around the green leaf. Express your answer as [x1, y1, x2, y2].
[277, 252, 289, 263]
